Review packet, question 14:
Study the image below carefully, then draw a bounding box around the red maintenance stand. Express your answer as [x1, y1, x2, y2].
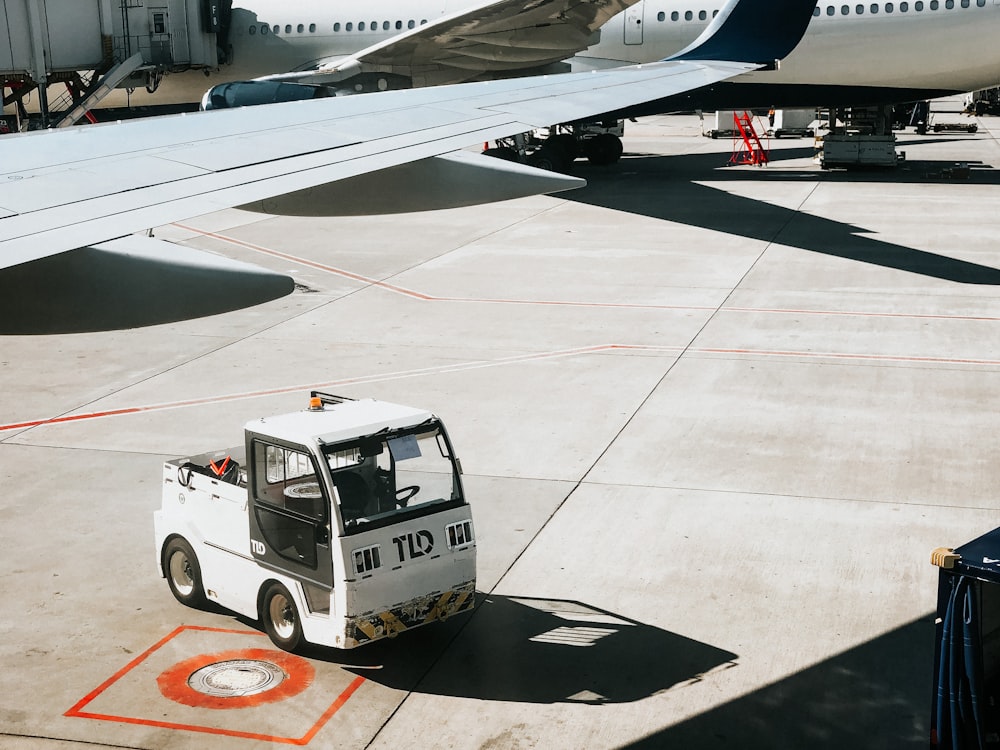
[730, 110, 769, 166]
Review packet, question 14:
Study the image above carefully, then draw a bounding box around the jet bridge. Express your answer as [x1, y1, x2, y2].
[1, 0, 229, 129]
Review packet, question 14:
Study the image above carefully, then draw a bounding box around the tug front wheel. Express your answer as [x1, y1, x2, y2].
[262, 582, 303, 652]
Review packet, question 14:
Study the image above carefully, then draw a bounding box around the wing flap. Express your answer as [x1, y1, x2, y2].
[155, 128, 361, 173]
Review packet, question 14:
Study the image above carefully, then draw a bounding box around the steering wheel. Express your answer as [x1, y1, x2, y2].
[395, 485, 420, 507]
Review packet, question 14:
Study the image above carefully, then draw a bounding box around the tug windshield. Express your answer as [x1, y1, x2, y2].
[323, 421, 463, 534]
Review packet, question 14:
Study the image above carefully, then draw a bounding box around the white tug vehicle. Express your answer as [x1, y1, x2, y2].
[154, 392, 476, 651]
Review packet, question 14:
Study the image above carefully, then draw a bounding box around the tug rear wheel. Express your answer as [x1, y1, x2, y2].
[164, 537, 206, 607]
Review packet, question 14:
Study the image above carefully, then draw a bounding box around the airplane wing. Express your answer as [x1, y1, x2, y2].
[0, 0, 817, 333]
[265, 0, 642, 89]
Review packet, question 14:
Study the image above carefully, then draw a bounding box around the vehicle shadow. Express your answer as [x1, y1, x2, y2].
[309, 594, 737, 704]
[566, 147, 1000, 284]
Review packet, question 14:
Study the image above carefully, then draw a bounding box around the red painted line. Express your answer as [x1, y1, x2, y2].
[1, 406, 144, 432]
[172, 224, 434, 300]
[8, 337, 1000, 436]
[7, 342, 1000, 434]
[72, 676, 363, 747]
[65, 625, 190, 718]
[0, 345, 622, 433]
[66, 625, 364, 745]
[65, 626, 264, 716]
[67, 710, 313, 745]
[695, 347, 1000, 366]
[298, 675, 366, 746]
[175, 223, 1000, 321]
[724, 306, 1000, 323]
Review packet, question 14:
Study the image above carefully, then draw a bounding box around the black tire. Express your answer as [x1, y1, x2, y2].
[527, 144, 570, 173]
[163, 537, 206, 607]
[261, 582, 303, 652]
[585, 133, 623, 165]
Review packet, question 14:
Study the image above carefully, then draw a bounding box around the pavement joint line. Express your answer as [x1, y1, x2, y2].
[4, 344, 999, 434]
[577, 478, 984, 511]
[173, 223, 1000, 322]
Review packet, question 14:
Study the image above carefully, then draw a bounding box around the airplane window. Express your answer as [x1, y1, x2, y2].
[371, 19, 377, 27]
[285, 24, 292, 33]
[900, 1, 909, 8]
[261, 24, 269, 34]
[946, 0, 954, 7]
[657, 11, 665, 20]
[249, 25, 256, 34]
[977, 0, 985, 6]
[813, 6, 820, 14]
[334, 22, 340, 31]
[915, 1, 923, 9]
[930, 0, 938, 8]
[870, 3, 878, 12]
[856, 3, 864, 11]
[886, 2, 894, 11]
[713, 9, 718, 15]
[408, 20, 415, 28]
[395, 20, 402, 29]
[296, 24, 304, 33]
[699, 9, 707, 18]
[671, 10, 680, 19]
[272, 24, 279, 33]
[309, 23, 316, 32]
[684, 10, 693, 19]
[383, 21, 390, 30]
[826, 5, 834, 13]
[840, 4, 849, 13]
[359, 21, 365, 30]
[346, 22, 353, 30]
[421, 19, 428, 24]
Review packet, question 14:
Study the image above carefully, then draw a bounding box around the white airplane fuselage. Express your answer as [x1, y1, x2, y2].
[116, 0, 1000, 107]
[590, 0, 1000, 99]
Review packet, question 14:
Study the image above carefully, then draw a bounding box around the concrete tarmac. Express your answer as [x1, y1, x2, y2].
[3, 106, 1000, 749]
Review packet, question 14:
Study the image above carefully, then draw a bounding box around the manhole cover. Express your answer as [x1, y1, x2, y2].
[158, 648, 314, 709]
[188, 659, 287, 698]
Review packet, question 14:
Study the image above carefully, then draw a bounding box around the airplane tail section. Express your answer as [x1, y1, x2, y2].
[668, 0, 818, 65]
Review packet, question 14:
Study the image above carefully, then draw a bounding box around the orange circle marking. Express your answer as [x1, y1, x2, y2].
[157, 648, 314, 710]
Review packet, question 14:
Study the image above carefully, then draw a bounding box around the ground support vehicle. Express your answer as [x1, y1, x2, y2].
[817, 133, 903, 169]
[931, 120, 979, 134]
[484, 120, 626, 172]
[154, 392, 476, 651]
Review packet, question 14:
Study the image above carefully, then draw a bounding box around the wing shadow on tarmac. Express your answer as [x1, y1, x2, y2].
[565, 145, 1000, 285]
[309, 595, 737, 704]
[623, 613, 936, 749]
